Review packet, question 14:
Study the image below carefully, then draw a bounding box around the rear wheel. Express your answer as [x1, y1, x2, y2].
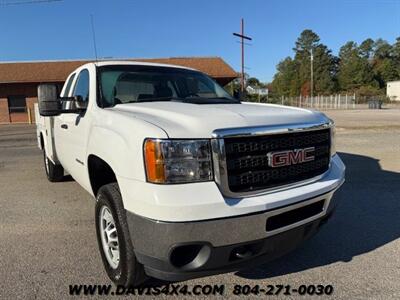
[95, 183, 147, 287]
[43, 149, 64, 182]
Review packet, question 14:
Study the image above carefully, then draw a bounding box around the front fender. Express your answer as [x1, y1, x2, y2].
[87, 110, 168, 181]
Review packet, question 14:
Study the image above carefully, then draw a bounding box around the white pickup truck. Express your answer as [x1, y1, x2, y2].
[35, 61, 345, 286]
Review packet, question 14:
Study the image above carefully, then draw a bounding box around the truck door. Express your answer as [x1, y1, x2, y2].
[56, 69, 92, 191]
[53, 72, 76, 168]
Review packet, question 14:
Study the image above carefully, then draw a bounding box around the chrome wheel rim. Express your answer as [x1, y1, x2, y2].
[99, 206, 120, 269]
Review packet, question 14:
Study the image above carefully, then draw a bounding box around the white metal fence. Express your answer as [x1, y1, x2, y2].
[286, 94, 355, 109]
[273, 94, 399, 110]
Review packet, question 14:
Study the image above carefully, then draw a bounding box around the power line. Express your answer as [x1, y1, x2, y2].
[0, 0, 62, 6]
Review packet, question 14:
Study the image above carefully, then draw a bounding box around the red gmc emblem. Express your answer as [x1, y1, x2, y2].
[267, 147, 315, 168]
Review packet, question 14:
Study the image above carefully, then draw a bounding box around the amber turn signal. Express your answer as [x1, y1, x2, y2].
[144, 139, 166, 183]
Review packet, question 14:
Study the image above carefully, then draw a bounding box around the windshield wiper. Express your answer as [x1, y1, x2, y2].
[174, 96, 240, 105]
[129, 96, 177, 103]
[118, 96, 239, 105]
[207, 97, 241, 103]
[210, 96, 237, 100]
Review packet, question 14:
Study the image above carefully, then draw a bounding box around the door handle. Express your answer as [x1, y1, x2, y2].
[61, 124, 68, 129]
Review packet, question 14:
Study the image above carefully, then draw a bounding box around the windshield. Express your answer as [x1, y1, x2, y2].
[98, 65, 237, 107]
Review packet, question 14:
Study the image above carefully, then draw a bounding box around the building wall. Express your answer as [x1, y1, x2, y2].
[387, 81, 400, 101]
[0, 82, 62, 123]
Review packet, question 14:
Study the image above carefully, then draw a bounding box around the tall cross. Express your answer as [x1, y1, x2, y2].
[233, 18, 252, 93]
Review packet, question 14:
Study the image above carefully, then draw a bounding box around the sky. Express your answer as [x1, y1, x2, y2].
[0, 0, 399, 82]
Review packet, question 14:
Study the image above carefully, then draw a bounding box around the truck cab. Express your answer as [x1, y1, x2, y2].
[35, 61, 345, 286]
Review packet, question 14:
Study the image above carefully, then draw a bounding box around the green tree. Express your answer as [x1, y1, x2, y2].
[271, 32, 400, 96]
[373, 58, 398, 87]
[359, 38, 374, 59]
[272, 29, 337, 96]
[247, 77, 261, 87]
[371, 39, 399, 87]
[311, 44, 338, 94]
[392, 37, 400, 62]
[337, 41, 376, 91]
[293, 30, 320, 95]
[373, 39, 392, 59]
[272, 57, 299, 96]
[393, 37, 400, 77]
[295, 30, 337, 94]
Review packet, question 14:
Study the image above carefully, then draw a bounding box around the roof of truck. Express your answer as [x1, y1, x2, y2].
[86, 60, 196, 70]
[0, 57, 237, 84]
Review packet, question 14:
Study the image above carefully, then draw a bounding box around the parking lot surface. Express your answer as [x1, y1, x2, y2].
[0, 109, 399, 299]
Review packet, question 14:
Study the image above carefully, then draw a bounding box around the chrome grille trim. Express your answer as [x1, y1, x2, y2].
[211, 121, 333, 198]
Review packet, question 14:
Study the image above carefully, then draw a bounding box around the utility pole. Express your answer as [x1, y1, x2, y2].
[310, 48, 314, 99]
[233, 18, 252, 93]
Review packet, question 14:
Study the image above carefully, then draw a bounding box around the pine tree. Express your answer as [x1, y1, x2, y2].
[272, 57, 299, 96]
[372, 39, 399, 87]
[337, 42, 376, 91]
[272, 32, 399, 96]
[272, 30, 337, 96]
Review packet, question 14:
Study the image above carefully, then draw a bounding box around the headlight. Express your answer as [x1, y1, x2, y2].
[144, 139, 213, 183]
[329, 120, 336, 157]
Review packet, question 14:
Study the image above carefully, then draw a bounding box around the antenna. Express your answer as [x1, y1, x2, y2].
[90, 14, 98, 63]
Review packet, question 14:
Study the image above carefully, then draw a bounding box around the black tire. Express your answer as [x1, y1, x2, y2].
[43, 150, 64, 182]
[95, 183, 147, 287]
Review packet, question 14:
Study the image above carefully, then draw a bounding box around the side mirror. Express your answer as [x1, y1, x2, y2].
[74, 95, 88, 110]
[38, 84, 61, 116]
[233, 90, 246, 101]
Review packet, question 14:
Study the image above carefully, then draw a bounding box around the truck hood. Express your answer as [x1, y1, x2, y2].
[110, 101, 329, 138]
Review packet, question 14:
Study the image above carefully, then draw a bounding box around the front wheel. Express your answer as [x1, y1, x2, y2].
[95, 183, 147, 287]
[43, 150, 64, 182]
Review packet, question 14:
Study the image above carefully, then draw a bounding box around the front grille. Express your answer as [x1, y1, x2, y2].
[224, 129, 331, 193]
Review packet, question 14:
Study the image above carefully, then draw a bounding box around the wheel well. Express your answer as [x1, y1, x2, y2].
[88, 155, 117, 196]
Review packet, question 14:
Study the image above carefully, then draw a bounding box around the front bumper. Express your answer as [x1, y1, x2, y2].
[119, 154, 345, 222]
[126, 185, 343, 281]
